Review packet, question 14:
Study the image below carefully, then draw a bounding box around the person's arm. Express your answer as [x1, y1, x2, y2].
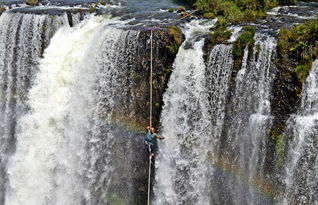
[146, 130, 151, 137]
[155, 134, 165, 140]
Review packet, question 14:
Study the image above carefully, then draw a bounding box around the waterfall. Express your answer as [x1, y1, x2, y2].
[1, 5, 317, 205]
[4, 15, 141, 205]
[154, 39, 211, 205]
[280, 60, 318, 205]
[154, 20, 233, 205]
[155, 31, 277, 205]
[0, 11, 68, 204]
[221, 34, 277, 205]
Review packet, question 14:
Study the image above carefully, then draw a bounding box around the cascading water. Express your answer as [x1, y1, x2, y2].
[155, 28, 277, 204]
[0, 11, 68, 204]
[280, 60, 318, 205]
[220, 34, 277, 205]
[154, 39, 212, 205]
[4, 15, 143, 205]
[154, 20, 233, 205]
[0, 2, 317, 205]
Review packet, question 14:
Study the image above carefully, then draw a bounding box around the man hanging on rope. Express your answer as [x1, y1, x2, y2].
[144, 126, 164, 158]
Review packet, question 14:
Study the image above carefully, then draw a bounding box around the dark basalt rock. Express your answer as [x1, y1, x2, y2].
[129, 27, 185, 130]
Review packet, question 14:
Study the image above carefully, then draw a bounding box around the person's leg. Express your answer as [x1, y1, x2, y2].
[150, 144, 158, 157]
[145, 141, 153, 157]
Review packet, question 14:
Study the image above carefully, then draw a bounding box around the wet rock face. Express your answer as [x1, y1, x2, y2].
[128, 28, 185, 130]
[271, 59, 302, 127]
[107, 27, 184, 205]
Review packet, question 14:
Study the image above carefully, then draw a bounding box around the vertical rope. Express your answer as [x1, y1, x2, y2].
[149, 30, 153, 128]
[147, 145, 152, 205]
[147, 30, 153, 205]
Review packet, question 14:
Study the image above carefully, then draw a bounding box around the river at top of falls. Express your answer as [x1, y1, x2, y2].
[1, 0, 181, 13]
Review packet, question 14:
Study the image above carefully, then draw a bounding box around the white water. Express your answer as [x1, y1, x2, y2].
[155, 30, 277, 204]
[154, 20, 235, 205]
[281, 60, 318, 205]
[5, 16, 102, 205]
[1, 8, 317, 205]
[223, 34, 276, 204]
[4, 15, 139, 205]
[154, 39, 211, 205]
[0, 11, 68, 204]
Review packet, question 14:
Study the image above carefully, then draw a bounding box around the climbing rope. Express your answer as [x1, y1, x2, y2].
[149, 30, 153, 129]
[147, 30, 154, 205]
[147, 144, 152, 205]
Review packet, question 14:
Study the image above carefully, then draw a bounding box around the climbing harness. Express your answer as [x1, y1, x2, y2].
[147, 29, 154, 205]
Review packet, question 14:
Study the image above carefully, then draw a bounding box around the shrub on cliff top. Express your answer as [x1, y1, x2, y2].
[0, 7, 5, 15]
[167, 26, 184, 46]
[233, 25, 256, 59]
[179, 0, 297, 23]
[98, 0, 107, 5]
[209, 28, 232, 46]
[232, 25, 255, 71]
[208, 17, 232, 46]
[167, 26, 184, 54]
[26, 0, 40, 5]
[278, 17, 318, 84]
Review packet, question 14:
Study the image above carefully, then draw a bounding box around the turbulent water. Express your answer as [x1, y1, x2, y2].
[0, 11, 68, 204]
[0, 10, 146, 204]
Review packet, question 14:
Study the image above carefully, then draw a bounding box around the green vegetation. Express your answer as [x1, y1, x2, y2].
[25, 0, 40, 5]
[88, 6, 97, 13]
[167, 26, 184, 54]
[270, 123, 285, 140]
[0, 7, 6, 15]
[165, 65, 173, 73]
[232, 25, 255, 70]
[155, 102, 161, 107]
[107, 194, 126, 205]
[271, 123, 288, 166]
[178, 0, 297, 23]
[233, 25, 255, 59]
[208, 17, 232, 47]
[275, 135, 287, 166]
[277, 18, 318, 84]
[203, 12, 215, 19]
[210, 28, 232, 45]
[98, 0, 107, 5]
